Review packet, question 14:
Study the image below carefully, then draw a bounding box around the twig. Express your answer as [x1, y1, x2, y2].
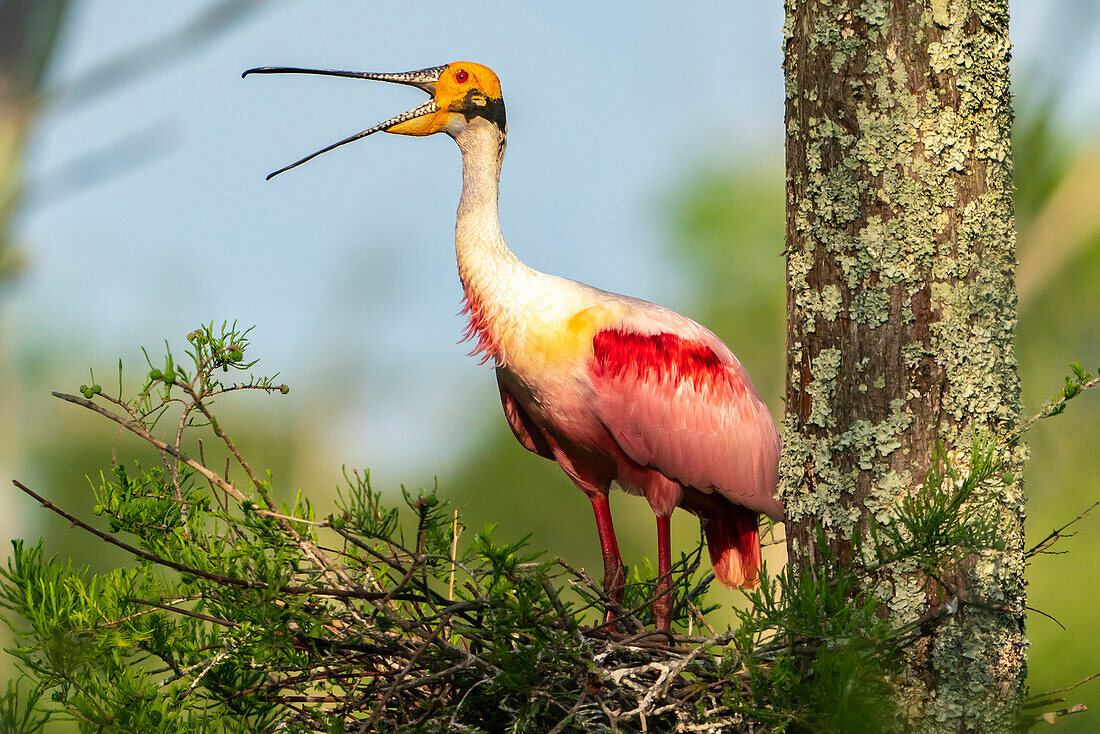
[1026, 671, 1100, 702]
[53, 390, 376, 613]
[364, 624, 445, 731]
[51, 392, 247, 502]
[129, 597, 239, 628]
[1025, 497, 1100, 559]
[546, 690, 589, 734]
[1033, 704, 1088, 726]
[1025, 605, 1066, 631]
[182, 648, 234, 700]
[1012, 372, 1100, 441]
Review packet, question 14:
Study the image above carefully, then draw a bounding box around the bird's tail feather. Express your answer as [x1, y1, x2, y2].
[703, 504, 760, 589]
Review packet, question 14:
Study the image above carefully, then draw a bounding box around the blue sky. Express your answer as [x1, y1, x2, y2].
[7, 0, 1099, 482]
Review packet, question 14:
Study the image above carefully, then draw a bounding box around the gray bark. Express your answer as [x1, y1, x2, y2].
[781, 0, 1026, 730]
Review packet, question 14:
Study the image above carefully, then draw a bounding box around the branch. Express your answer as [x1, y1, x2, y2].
[1012, 368, 1100, 441]
[45, 0, 275, 110]
[1034, 704, 1088, 726]
[1025, 497, 1100, 559]
[51, 391, 247, 503]
[11, 479, 421, 603]
[21, 122, 175, 212]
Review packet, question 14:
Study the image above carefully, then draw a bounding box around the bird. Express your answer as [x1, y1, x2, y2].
[244, 61, 783, 631]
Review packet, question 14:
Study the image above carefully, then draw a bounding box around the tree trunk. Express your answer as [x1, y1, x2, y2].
[781, 0, 1025, 730]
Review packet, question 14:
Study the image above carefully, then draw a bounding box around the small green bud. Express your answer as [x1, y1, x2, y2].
[92, 384, 102, 395]
[228, 349, 244, 362]
[163, 370, 176, 385]
[280, 384, 290, 395]
[149, 368, 162, 380]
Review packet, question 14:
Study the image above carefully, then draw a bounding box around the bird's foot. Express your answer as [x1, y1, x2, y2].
[602, 561, 627, 625]
[652, 588, 673, 633]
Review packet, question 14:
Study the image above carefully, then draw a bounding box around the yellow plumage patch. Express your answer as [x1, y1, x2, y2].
[514, 303, 621, 370]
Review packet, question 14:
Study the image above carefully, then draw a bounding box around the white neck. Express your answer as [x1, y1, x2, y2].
[448, 119, 530, 297]
[450, 120, 538, 364]
[453, 120, 520, 279]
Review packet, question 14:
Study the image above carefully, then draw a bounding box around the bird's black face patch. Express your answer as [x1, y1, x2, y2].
[458, 89, 507, 132]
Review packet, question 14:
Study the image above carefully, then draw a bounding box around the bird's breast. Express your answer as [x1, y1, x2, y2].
[490, 299, 629, 436]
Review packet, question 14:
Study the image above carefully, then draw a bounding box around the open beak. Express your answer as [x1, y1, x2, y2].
[243, 64, 446, 179]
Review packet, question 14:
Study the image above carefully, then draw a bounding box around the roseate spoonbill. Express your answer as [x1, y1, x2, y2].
[245, 61, 783, 631]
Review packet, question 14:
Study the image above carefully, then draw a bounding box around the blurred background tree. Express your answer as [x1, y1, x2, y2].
[2, 1, 1099, 730]
[0, 0, 69, 279]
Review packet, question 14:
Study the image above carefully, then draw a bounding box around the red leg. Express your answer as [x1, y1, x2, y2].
[654, 514, 673, 632]
[590, 493, 626, 620]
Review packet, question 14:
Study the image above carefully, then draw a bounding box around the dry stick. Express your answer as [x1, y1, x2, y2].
[170, 391, 193, 503]
[225, 669, 387, 702]
[448, 509, 460, 601]
[447, 678, 491, 729]
[686, 598, 719, 637]
[555, 558, 644, 634]
[186, 386, 264, 494]
[621, 638, 718, 721]
[363, 623, 447, 732]
[546, 690, 589, 734]
[1025, 605, 1067, 630]
[76, 596, 195, 633]
[330, 527, 478, 624]
[182, 648, 234, 700]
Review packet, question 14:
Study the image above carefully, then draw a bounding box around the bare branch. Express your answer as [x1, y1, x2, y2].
[46, 0, 275, 110]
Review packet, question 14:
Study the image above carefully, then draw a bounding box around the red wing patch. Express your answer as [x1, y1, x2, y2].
[589, 329, 744, 396]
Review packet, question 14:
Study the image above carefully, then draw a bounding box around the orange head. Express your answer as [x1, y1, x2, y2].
[243, 61, 505, 178]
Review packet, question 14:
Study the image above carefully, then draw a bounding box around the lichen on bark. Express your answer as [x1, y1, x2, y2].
[781, 0, 1025, 730]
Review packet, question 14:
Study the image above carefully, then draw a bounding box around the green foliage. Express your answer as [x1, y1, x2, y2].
[872, 436, 1004, 574]
[720, 435, 1013, 734]
[733, 559, 896, 733]
[0, 327, 1032, 732]
[0, 678, 53, 733]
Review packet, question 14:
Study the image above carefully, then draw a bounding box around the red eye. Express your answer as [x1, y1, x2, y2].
[455, 69, 468, 83]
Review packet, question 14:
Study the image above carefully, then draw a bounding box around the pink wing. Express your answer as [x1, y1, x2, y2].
[586, 315, 782, 521]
